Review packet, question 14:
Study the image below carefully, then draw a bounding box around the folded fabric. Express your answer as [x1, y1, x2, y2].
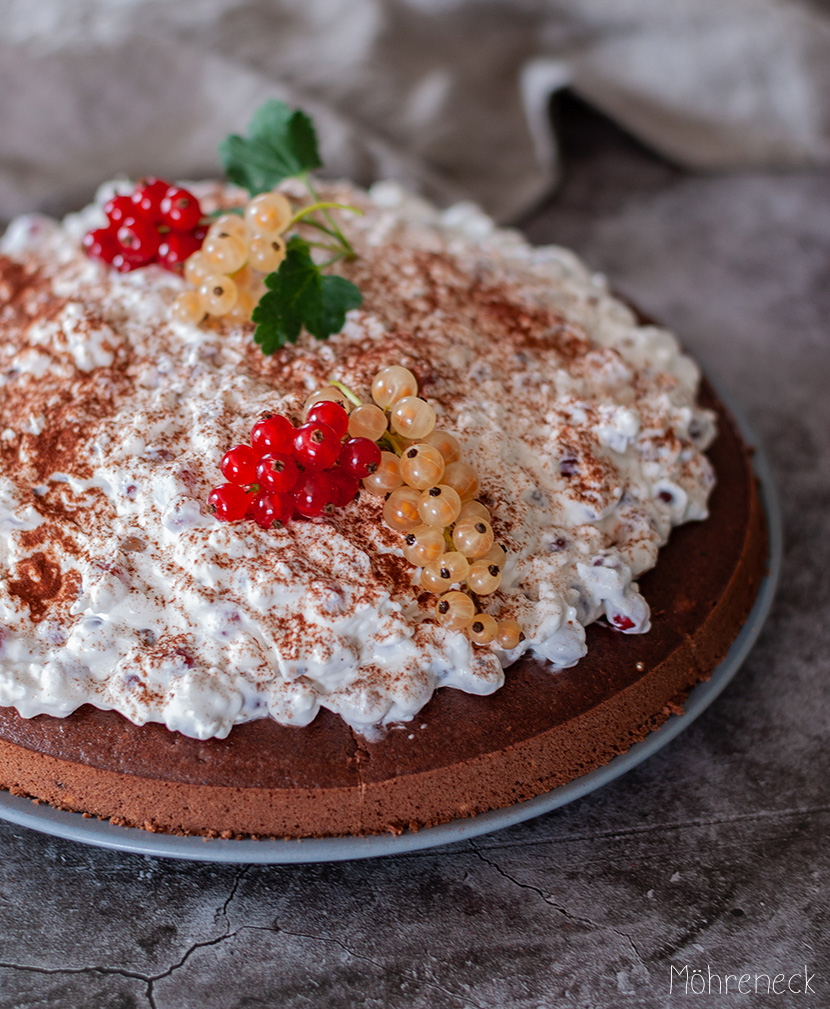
[1, 0, 828, 222]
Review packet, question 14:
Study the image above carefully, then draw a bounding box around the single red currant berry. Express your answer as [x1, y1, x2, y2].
[157, 230, 203, 272]
[250, 489, 293, 529]
[131, 178, 171, 223]
[339, 437, 382, 479]
[104, 194, 138, 226]
[305, 400, 349, 440]
[207, 483, 250, 522]
[293, 472, 336, 518]
[294, 422, 341, 471]
[257, 453, 300, 493]
[220, 445, 259, 486]
[274, 492, 294, 525]
[116, 217, 161, 264]
[83, 226, 119, 263]
[251, 414, 295, 457]
[612, 614, 636, 631]
[160, 186, 203, 232]
[328, 469, 360, 507]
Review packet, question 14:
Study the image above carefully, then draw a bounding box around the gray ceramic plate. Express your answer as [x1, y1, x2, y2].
[0, 377, 782, 863]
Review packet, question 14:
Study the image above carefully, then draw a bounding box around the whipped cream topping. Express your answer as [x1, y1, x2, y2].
[0, 180, 716, 739]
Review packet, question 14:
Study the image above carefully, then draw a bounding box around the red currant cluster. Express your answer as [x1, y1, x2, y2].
[208, 397, 382, 527]
[83, 178, 206, 273]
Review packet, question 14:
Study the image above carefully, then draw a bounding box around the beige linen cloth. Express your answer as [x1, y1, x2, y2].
[1, 0, 829, 223]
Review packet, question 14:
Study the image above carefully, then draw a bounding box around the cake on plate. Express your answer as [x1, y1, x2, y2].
[0, 131, 766, 837]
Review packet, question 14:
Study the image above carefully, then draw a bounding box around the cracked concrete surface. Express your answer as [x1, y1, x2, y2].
[1, 102, 829, 1008]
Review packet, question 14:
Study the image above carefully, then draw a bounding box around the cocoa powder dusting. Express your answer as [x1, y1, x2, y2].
[8, 552, 81, 622]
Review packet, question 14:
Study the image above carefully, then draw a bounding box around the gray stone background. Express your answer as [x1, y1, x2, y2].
[1, 98, 828, 1008]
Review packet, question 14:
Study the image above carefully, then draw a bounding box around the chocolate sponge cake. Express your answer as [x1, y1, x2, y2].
[0, 180, 766, 838]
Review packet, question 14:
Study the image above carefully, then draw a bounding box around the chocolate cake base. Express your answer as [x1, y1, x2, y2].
[0, 381, 767, 838]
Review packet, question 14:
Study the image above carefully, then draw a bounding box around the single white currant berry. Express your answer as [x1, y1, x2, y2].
[422, 430, 461, 464]
[481, 542, 507, 570]
[348, 404, 387, 441]
[245, 192, 292, 235]
[421, 569, 447, 589]
[198, 274, 238, 316]
[452, 518, 494, 558]
[207, 214, 247, 241]
[457, 500, 491, 524]
[434, 591, 476, 631]
[421, 551, 470, 592]
[203, 233, 247, 273]
[248, 234, 287, 273]
[442, 460, 480, 502]
[440, 551, 471, 583]
[382, 486, 422, 533]
[466, 561, 502, 595]
[496, 619, 523, 650]
[228, 285, 257, 323]
[371, 366, 418, 408]
[402, 524, 446, 566]
[399, 443, 445, 490]
[172, 290, 205, 325]
[303, 386, 352, 416]
[417, 484, 462, 528]
[362, 452, 403, 495]
[390, 396, 436, 439]
[420, 563, 449, 594]
[468, 614, 498, 645]
[184, 251, 212, 286]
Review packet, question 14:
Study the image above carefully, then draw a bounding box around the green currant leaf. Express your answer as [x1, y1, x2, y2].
[218, 100, 322, 195]
[251, 237, 362, 354]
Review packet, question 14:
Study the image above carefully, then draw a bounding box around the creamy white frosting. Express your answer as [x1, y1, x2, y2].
[0, 180, 716, 739]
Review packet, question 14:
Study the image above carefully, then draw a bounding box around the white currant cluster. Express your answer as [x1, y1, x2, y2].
[172, 192, 293, 324]
[325, 366, 523, 649]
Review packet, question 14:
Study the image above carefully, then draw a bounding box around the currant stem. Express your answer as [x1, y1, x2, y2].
[301, 219, 341, 241]
[290, 202, 363, 226]
[304, 240, 343, 254]
[303, 176, 356, 261]
[320, 253, 346, 269]
[327, 380, 363, 407]
[379, 430, 407, 455]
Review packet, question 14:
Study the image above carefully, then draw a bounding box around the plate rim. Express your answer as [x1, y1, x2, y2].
[0, 374, 782, 863]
